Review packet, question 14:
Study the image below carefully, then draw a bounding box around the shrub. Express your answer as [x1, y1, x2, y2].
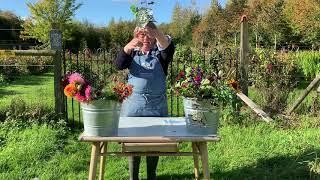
[249, 48, 298, 115]
[0, 56, 53, 82]
[294, 51, 320, 79]
[25, 56, 53, 75]
[0, 58, 28, 82]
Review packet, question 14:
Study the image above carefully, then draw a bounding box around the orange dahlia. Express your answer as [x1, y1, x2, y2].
[64, 83, 78, 97]
[227, 79, 240, 91]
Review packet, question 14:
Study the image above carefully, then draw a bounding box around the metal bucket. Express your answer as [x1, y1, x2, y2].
[183, 97, 219, 135]
[81, 99, 120, 136]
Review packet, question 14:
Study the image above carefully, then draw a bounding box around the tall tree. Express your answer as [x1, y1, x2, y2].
[225, 0, 248, 34]
[248, 0, 294, 48]
[284, 0, 320, 46]
[21, 0, 81, 47]
[107, 19, 136, 48]
[192, 0, 226, 47]
[169, 1, 201, 45]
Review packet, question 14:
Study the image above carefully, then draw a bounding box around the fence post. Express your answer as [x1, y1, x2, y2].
[287, 74, 320, 114]
[50, 29, 65, 116]
[240, 15, 249, 96]
[274, 34, 277, 50]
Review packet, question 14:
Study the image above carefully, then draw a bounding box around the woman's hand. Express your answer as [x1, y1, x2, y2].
[144, 24, 169, 50]
[123, 28, 144, 55]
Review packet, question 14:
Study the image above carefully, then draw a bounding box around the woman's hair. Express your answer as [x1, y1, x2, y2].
[145, 22, 156, 29]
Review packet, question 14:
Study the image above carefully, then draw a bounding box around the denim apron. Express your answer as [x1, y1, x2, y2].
[121, 50, 168, 117]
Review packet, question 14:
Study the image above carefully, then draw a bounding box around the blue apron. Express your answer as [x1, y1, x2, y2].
[120, 50, 168, 117]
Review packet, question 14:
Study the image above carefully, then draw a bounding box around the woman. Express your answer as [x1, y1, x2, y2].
[114, 22, 175, 180]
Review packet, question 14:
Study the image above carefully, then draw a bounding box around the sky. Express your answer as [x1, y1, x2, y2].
[0, 0, 227, 26]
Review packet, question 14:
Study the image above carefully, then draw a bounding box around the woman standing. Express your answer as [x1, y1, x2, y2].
[114, 22, 175, 180]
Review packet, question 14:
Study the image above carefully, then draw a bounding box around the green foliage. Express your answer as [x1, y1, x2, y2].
[8, 97, 26, 118]
[21, 0, 81, 45]
[4, 96, 61, 126]
[107, 19, 136, 48]
[294, 51, 320, 78]
[284, 0, 320, 45]
[169, 2, 201, 45]
[248, 0, 294, 48]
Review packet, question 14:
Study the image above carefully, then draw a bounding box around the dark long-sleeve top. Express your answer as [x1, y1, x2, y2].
[114, 41, 175, 76]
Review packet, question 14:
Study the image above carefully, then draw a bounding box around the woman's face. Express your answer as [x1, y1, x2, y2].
[138, 31, 155, 49]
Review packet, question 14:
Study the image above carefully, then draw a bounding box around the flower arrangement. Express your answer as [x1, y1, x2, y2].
[62, 71, 133, 103]
[130, 0, 155, 27]
[173, 65, 239, 107]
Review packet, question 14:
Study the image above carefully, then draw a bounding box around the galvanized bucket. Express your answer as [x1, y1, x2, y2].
[81, 99, 120, 136]
[183, 97, 219, 135]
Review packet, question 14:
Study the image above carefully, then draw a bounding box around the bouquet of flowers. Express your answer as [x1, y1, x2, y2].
[62, 71, 133, 103]
[173, 65, 239, 107]
[130, 0, 156, 27]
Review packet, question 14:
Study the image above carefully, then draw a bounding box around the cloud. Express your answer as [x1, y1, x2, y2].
[20, 16, 28, 21]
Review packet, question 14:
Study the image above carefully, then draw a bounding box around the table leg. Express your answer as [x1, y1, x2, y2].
[89, 142, 100, 180]
[192, 142, 200, 180]
[198, 142, 210, 180]
[99, 142, 107, 180]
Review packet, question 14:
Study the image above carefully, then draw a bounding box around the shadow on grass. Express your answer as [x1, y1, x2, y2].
[214, 148, 320, 180]
[0, 89, 22, 96]
[157, 173, 195, 180]
[67, 120, 84, 130]
[156, 149, 320, 180]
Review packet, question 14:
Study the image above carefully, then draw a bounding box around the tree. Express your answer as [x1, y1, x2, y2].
[107, 19, 136, 48]
[0, 11, 22, 45]
[284, 0, 320, 46]
[21, 0, 81, 47]
[169, 1, 201, 45]
[193, 0, 226, 47]
[247, 0, 295, 48]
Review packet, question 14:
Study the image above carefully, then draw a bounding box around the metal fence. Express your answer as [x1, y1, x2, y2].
[63, 47, 239, 128]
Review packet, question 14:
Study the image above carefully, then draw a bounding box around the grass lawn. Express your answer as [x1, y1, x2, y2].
[0, 122, 320, 179]
[0, 74, 319, 179]
[0, 73, 54, 114]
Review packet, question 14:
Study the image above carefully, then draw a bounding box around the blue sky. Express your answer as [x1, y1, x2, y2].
[0, 0, 226, 26]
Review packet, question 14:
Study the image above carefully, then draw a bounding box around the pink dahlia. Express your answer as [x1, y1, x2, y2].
[74, 93, 87, 102]
[68, 73, 85, 85]
[85, 85, 92, 101]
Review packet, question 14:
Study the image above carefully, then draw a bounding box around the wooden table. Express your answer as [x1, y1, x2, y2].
[79, 117, 220, 180]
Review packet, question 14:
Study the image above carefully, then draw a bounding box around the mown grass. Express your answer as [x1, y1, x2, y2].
[0, 121, 320, 179]
[0, 73, 54, 119]
[0, 74, 320, 179]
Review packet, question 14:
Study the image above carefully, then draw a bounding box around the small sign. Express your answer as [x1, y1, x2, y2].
[50, 29, 62, 50]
